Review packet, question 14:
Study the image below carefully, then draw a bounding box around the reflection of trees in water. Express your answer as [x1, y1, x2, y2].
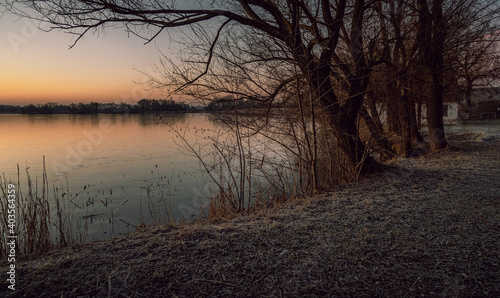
[16, 112, 190, 128]
[136, 112, 188, 127]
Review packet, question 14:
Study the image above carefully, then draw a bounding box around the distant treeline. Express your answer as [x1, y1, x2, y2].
[205, 96, 263, 111]
[0, 99, 195, 114]
[0, 97, 271, 114]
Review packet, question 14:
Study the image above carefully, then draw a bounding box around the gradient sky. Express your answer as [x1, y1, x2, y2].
[0, 10, 180, 105]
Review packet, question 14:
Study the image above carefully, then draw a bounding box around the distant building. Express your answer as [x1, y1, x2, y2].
[416, 102, 459, 125]
[371, 87, 500, 127]
[458, 87, 500, 121]
[443, 102, 460, 124]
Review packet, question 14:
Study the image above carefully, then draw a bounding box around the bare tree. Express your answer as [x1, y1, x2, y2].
[418, 0, 498, 150]
[3, 0, 383, 181]
[443, 0, 500, 110]
[4, 0, 498, 186]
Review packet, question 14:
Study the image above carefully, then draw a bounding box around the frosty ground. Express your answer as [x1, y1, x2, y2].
[1, 131, 499, 297]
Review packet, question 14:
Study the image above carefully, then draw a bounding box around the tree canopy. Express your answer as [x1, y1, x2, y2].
[3, 0, 499, 185]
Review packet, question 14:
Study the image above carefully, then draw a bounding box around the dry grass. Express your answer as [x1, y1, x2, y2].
[1, 133, 498, 297]
[0, 160, 54, 260]
[0, 158, 86, 261]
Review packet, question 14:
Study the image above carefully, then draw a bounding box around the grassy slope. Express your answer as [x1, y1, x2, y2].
[1, 134, 499, 297]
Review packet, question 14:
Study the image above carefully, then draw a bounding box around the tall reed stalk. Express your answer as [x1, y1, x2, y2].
[0, 158, 75, 260]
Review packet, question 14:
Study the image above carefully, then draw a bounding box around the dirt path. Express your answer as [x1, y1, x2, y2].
[1, 133, 499, 297]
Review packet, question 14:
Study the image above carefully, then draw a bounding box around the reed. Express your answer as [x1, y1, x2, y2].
[0, 158, 76, 260]
[159, 111, 310, 222]
[137, 165, 174, 227]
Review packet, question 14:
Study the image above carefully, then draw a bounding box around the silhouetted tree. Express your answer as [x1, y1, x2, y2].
[5, 0, 382, 181]
[5, 0, 499, 183]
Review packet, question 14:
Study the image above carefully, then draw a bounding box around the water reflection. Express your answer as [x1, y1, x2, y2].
[5, 112, 496, 242]
[0, 113, 214, 240]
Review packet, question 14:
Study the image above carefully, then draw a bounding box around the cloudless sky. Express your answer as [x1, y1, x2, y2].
[0, 10, 180, 106]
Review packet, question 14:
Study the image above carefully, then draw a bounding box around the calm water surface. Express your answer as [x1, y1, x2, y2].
[2, 114, 499, 241]
[1, 113, 218, 240]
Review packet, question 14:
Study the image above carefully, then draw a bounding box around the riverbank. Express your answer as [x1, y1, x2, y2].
[1, 132, 499, 297]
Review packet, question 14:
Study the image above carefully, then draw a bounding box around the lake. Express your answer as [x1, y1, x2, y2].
[0, 113, 220, 240]
[2, 113, 499, 241]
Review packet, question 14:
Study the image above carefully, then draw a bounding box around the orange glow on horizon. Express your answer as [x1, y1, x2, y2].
[0, 54, 167, 105]
[0, 12, 179, 106]
[0, 72, 164, 105]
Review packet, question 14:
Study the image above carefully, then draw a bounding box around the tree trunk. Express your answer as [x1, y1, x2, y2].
[360, 105, 395, 160]
[409, 84, 425, 144]
[398, 80, 412, 157]
[290, 0, 375, 182]
[313, 63, 376, 181]
[335, 111, 376, 180]
[419, 0, 447, 151]
[417, 100, 423, 129]
[411, 103, 425, 144]
[464, 77, 475, 113]
[366, 90, 385, 135]
[427, 76, 447, 150]
[386, 81, 401, 133]
[427, 0, 447, 151]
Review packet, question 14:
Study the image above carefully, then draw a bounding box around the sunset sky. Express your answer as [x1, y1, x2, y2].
[0, 10, 179, 106]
